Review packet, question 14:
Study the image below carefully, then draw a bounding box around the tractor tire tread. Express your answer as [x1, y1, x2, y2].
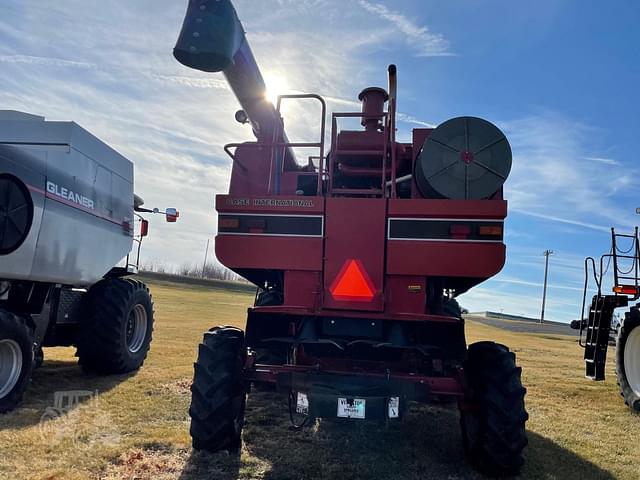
[76, 278, 154, 374]
[460, 341, 528, 477]
[189, 326, 247, 453]
[616, 308, 640, 412]
[0, 309, 34, 413]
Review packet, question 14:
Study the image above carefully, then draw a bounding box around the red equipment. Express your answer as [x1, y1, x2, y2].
[174, 0, 527, 475]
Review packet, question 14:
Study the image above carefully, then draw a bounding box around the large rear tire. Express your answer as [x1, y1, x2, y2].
[616, 307, 640, 412]
[0, 309, 34, 413]
[189, 326, 247, 452]
[76, 278, 154, 374]
[460, 341, 528, 476]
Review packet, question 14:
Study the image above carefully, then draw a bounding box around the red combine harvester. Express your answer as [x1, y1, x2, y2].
[174, 0, 527, 475]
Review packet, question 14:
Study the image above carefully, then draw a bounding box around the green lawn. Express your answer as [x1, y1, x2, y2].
[0, 279, 637, 479]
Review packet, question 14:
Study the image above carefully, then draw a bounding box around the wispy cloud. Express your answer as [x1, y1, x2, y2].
[357, 0, 453, 57]
[0, 54, 95, 69]
[510, 208, 612, 233]
[503, 113, 638, 233]
[494, 275, 583, 292]
[396, 112, 436, 128]
[149, 74, 229, 90]
[584, 156, 619, 166]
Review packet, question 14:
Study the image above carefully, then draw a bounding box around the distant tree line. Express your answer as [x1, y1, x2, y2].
[140, 261, 242, 282]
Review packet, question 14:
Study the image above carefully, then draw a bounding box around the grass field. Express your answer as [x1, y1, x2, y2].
[1, 278, 639, 479]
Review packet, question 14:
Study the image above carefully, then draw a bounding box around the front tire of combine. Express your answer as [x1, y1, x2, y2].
[0, 310, 34, 413]
[460, 341, 528, 477]
[189, 326, 247, 453]
[76, 278, 154, 374]
[616, 307, 640, 412]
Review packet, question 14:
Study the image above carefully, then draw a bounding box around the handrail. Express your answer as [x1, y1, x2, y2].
[580, 227, 640, 347]
[275, 94, 327, 196]
[223, 143, 249, 172]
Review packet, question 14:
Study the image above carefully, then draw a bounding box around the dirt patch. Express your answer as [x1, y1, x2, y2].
[101, 444, 189, 480]
[147, 378, 192, 396]
[102, 444, 247, 480]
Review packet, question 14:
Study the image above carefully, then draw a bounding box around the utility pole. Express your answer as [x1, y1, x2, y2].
[202, 238, 210, 278]
[540, 249, 555, 324]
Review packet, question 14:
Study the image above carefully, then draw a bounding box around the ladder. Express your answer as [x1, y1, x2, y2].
[579, 227, 639, 380]
[581, 294, 627, 380]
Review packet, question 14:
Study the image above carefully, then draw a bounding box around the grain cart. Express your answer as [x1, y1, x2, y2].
[574, 227, 640, 412]
[174, 1, 527, 475]
[0, 110, 178, 413]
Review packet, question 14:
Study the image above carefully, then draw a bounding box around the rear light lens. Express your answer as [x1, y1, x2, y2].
[140, 219, 149, 237]
[614, 286, 639, 295]
[479, 225, 503, 236]
[220, 218, 240, 229]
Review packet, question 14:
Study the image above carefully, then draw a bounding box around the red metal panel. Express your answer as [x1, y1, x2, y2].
[215, 235, 322, 271]
[388, 198, 507, 219]
[228, 143, 271, 196]
[386, 276, 426, 315]
[387, 241, 505, 277]
[284, 271, 321, 309]
[323, 198, 386, 311]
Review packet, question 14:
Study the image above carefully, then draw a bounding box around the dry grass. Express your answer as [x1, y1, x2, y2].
[0, 279, 638, 479]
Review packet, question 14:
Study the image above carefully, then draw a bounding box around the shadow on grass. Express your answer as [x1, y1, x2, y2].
[179, 391, 616, 480]
[0, 356, 134, 430]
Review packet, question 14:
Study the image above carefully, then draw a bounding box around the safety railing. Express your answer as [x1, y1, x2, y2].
[611, 227, 640, 293]
[272, 94, 327, 196]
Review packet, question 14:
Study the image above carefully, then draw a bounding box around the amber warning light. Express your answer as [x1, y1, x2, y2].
[330, 259, 375, 302]
[613, 285, 639, 296]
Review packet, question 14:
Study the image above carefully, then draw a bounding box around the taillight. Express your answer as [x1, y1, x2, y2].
[479, 225, 503, 236]
[220, 217, 240, 229]
[140, 219, 149, 237]
[613, 285, 639, 296]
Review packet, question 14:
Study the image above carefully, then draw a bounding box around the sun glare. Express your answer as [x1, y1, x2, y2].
[264, 72, 289, 105]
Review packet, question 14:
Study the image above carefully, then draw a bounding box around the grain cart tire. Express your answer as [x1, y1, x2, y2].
[460, 341, 528, 476]
[34, 347, 44, 369]
[76, 278, 154, 374]
[189, 326, 247, 452]
[616, 307, 640, 412]
[0, 310, 34, 413]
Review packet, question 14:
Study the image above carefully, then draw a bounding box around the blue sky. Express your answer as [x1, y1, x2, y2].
[1, 0, 639, 322]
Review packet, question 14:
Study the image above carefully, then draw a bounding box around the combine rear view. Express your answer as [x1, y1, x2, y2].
[174, 0, 527, 475]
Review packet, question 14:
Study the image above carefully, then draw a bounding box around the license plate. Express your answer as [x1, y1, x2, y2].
[296, 392, 309, 415]
[337, 398, 365, 419]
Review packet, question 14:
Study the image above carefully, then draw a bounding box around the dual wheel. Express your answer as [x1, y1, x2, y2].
[0, 277, 153, 413]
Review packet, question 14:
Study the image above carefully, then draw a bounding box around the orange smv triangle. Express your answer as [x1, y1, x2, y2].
[330, 259, 375, 302]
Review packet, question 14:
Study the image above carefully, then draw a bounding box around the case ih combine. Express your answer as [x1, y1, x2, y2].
[174, 0, 527, 475]
[0, 110, 177, 413]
